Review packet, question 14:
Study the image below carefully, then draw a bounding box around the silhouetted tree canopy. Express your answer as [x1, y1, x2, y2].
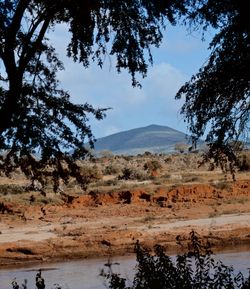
[0, 0, 249, 189]
[0, 0, 187, 189]
[176, 0, 250, 172]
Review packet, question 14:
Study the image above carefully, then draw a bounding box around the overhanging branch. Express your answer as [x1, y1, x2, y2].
[19, 17, 51, 74]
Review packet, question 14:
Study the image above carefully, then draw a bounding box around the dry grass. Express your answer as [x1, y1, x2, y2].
[0, 150, 250, 198]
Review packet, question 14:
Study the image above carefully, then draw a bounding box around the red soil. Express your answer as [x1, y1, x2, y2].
[0, 180, 250, 267]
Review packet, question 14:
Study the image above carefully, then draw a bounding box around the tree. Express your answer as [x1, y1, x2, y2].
[176, 0, 250, 172]
[0, 0, 187, 190]
[1, 1, 249, 189]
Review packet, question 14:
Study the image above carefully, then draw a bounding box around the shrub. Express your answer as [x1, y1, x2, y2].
[101, 231, 250, 289]
[143, 160, 162, 173]
[79, 164, 103, 182]
[118, 167, 148, 181]
[237, 153, 250, 171]
[0, 184, 26, 195]
[103, 164, 121, 175]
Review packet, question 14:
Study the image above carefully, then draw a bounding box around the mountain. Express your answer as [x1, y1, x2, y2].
[93, 124, 195, 155]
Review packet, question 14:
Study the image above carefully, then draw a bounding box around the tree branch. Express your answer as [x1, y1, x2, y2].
[18, 11, 46, 65]
[6, 0, 29, 45]
[19, 17, 51, 75]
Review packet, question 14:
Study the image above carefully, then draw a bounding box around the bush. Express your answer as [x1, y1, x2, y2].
[118, 167, 148, 181]
[143, 160, 162, 173]
[0, 184, 26, 195]
[237, 153, 250, 171]
[101, 231, 250, 289]
[79, 164, 103, 182]
[103, 164, 121, 175]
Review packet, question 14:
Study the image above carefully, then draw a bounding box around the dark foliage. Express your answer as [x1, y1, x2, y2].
[176, 0, 250, 172]
[102, 231, 250, 289]
[1, 0, 249, 187]
[0, 0, 188, 190]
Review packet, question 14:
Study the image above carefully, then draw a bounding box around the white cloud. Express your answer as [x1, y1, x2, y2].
[47, 23, 211, 138]
[55, 58, 188, 138]
[143, 62, 187, 99]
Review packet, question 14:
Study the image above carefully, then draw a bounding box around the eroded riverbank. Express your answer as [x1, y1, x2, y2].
[0, 180, 250, 267]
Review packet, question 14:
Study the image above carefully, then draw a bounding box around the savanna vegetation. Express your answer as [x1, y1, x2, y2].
[0, 0, 249, 190]
[0, 148, 249, 206]
[0, 1, 249, 288]
[1, 149, 250, 288]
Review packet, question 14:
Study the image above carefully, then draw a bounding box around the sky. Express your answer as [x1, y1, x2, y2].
[50, 24, 214, 139]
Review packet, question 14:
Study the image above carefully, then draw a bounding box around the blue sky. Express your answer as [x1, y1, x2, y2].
[51, 24, 214, 139]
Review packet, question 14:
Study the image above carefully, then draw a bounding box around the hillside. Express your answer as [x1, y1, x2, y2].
[94, 124, 192, 155]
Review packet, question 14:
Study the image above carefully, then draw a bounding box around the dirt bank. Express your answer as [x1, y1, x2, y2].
[0, 180, 250, 267]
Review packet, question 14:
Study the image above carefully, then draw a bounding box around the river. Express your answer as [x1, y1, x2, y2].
[1, 248, 250, 289]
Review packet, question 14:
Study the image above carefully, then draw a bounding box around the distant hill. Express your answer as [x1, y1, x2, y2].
[93, 124, 197, 155]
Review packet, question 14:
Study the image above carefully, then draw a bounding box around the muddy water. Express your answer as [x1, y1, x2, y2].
[0, 256, 136, 289]
[1, 249, 250, 289]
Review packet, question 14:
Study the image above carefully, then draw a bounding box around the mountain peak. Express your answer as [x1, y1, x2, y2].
[94, 124, 190, 155]
[140, 124, 183, 132]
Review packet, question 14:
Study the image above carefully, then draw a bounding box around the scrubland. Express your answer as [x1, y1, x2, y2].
[0, 150, 250, 266]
